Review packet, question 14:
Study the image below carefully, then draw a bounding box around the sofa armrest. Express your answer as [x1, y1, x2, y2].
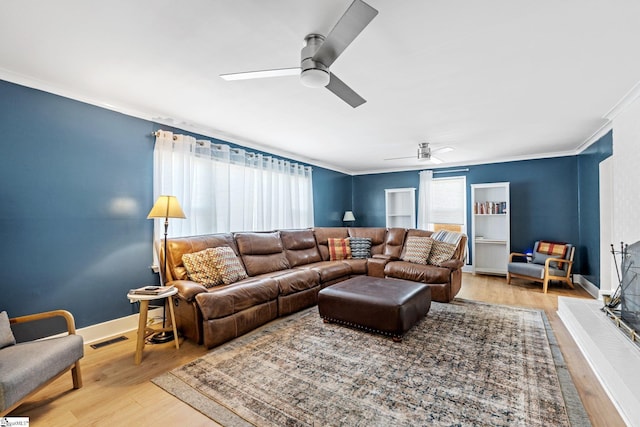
[367, 257, 389, 278]
[170, 280, 208, 301]
[509, 252, 528, 263]
[439, 259, 464, 270]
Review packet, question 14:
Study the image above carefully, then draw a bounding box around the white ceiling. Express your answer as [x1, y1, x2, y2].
[1, 0, 639, 174]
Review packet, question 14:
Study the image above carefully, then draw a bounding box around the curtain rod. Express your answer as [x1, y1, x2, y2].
[152, 130, 177, 140]
[432, 168, 469, 174]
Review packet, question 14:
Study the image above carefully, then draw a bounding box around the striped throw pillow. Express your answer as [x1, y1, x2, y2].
[349, 237, 372, 259]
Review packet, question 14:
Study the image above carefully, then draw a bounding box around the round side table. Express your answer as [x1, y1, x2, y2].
[127, 287, 179, 365]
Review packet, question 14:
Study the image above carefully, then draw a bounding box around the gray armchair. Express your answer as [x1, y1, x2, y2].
[0, 309, 84, 416]
[507, 241, 575, 293]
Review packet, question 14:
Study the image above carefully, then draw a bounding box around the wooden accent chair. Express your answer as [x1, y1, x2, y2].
[507, 241, 575, 293]
[0, 310, 84, 416]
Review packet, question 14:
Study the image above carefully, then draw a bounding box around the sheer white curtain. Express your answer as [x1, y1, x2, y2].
[417, 170, 433, 229]
[152, 130, 314, 245]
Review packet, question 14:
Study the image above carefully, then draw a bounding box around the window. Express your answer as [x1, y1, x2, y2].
[418, 171, 468, 261]
[152, 131, 314, 243]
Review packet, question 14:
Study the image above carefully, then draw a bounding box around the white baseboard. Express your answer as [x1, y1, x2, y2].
[76, 307, 163, 345]
[573, 274, 600, 299]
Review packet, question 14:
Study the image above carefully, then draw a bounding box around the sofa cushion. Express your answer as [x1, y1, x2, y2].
[270, 269, 319, 296]
[349, 237, 372, 259]
[384, 228, 407, 258]
[313, 227, 349, 261]
[211, 247, 248, 285]
[0, 311, 16, 349]
[280, 229, 322, 267]
[195, 278, 279, 319]
[328, 238, 352, 260]
[385, 261, 451, 284]
[0, 334, 83, 412]
[342, 258, 368, 275]
[427, 240, 457, 266]
[235, 232, 291, 276]
[181, 248, 223, 288]
[297, 261, 352, 283]
[401, 236, 433, 264]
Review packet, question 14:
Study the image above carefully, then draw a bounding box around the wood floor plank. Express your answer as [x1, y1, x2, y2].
[9, 273, 626, 426]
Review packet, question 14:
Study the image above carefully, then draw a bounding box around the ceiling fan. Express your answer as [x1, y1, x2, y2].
[384, 143, 454, 164]
[219, 0, 378, 108]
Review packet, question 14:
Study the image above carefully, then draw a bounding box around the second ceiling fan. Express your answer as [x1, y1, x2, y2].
[385, 143, 454, 164]
[220, 0, 378, 108]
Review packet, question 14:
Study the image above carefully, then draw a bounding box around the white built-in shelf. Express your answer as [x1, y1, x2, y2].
[471, 182, 510, 275]
[385, 188, 416, 229]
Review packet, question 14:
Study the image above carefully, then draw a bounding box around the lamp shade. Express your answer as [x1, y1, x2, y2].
[147, 195, 186, 219]
[343, 211, 356, 222]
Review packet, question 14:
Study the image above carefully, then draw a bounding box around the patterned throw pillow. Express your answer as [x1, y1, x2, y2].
[0, 311, 16, 349]
[182, 248, 223, 288]
[427, 240, 458, 266]
[349, 237, 372, 259]
[401, 236, 433, 264]
[211, 246, 248, 285]
[327, 238, 352, 260]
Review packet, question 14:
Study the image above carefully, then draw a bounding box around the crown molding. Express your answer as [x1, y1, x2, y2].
[603, 79, 640, 122]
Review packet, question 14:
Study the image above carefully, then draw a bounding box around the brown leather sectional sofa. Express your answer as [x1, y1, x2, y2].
[162, 227, 467, 348]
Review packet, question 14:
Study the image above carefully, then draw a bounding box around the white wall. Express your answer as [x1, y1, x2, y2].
[612, 95, 640, 250]
[600, 92, 640, 297]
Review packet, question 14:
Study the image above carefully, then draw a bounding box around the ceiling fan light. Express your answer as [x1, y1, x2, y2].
[417, 143, 430, 159]
[300, 68, 330, 88]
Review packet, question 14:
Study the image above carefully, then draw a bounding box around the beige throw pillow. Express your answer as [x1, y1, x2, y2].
[211, 246, 248, 285]
[427, 240, 457, 266]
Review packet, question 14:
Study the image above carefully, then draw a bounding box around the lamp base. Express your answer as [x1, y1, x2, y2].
[149, 331, 175, 344]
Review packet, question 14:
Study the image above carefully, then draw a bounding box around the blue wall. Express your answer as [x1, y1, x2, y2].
[0, 80, 351, 327]
[313, 168, 353, 227]
[353, 156, 582, 270]
[577, 131, 613, 286]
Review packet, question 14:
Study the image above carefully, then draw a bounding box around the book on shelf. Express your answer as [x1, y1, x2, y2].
[129, 285, 174, 296]
[474, 201, 508, 215]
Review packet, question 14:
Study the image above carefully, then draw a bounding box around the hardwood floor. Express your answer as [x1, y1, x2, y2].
[11, 273, 626, 426]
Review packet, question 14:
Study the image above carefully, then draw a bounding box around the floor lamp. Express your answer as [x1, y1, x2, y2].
[147, 195, 186, 343]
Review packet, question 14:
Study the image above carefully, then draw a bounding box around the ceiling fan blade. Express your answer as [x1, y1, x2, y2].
[220, 67, 300, 81]
[432, 146, 454, 154]
[312, 0, 378, 68]
[429, 156, 444, 164]
[325, 73, 366, 108]
[384, 156, 415, 161]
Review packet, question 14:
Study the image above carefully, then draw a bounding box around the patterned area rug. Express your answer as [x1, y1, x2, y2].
[152, 300, 590, 426]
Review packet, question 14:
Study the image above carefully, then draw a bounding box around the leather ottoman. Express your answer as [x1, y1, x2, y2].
[318, 276, 431, 341]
